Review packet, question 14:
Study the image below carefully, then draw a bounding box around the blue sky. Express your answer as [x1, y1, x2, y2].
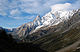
[0, 0, 80, 28]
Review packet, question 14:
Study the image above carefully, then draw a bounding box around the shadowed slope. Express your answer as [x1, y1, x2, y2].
[0, 29, 47, 52]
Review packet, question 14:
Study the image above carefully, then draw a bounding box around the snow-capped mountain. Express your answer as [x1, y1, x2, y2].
[41, 10, 74, 26]
[12, 9, 78, 40]
[31, 9, 77, 33]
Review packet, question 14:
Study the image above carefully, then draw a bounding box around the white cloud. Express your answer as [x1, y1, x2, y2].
[27, 16, 35, 19]
[0, 11, 7, 16]
[0, 0, 9, 16]
[51, 3, 72, 11]
[9, 15, 35, 20]
[11, 17, 23, 20]
[0, 0, 80, 19]
[20, 0, 43, 14]
[18, 0, 80, 16]
[10, 9, 20, 15]
[9, 9, 22, 19]
[19, 0, 71, 15]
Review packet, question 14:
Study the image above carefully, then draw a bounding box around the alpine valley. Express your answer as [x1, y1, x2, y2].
[0, 8, 80, 52]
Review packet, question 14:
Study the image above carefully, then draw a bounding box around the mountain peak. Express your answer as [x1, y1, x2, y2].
[33, 15, 42, 26]
[33, 15, 41, 22]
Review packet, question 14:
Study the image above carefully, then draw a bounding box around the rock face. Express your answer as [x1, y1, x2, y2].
[12, 9, 79, 41]
[12, 15, 42, 39]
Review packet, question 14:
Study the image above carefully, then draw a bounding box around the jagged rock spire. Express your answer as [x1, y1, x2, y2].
[33, 15, 42, 26]
[33, 15, 41, 22]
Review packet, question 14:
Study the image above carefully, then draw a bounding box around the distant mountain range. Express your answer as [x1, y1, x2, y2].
[0, 27, 12, 33]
